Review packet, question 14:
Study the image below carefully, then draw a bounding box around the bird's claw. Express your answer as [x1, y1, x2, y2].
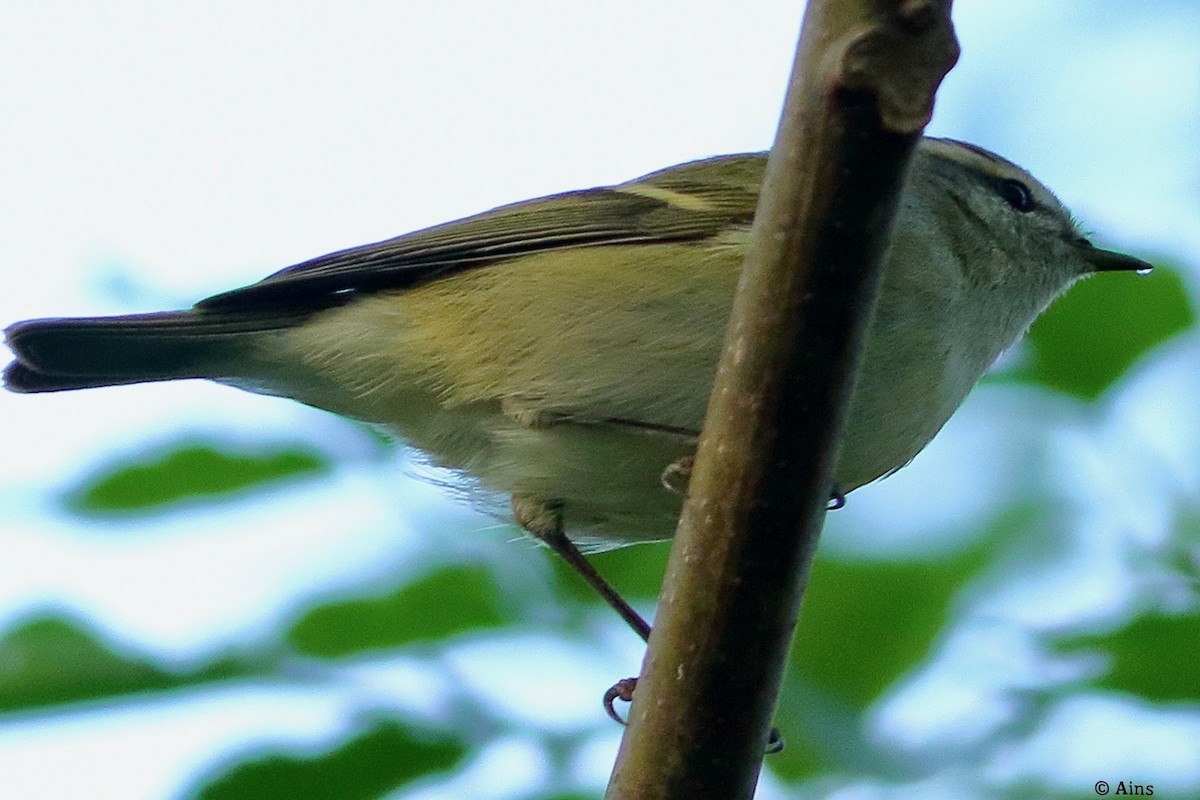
[660, 456, 695, 494]
[603, 677, 639, 724]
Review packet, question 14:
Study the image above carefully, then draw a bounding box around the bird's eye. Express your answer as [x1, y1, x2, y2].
[997, 178, 1035, 212]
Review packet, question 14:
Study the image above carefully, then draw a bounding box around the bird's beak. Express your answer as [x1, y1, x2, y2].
[1078, 241, 1153, 274]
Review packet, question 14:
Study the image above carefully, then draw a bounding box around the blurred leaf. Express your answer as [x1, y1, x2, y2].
[288, 565, 513, 657]
[753, 510, 1029, 782]
[1011, 264, 1192, 399]
[768, 672, 890, 781]
[552, 541, 671, 606]
[0, 615, 257, 712]
[191, 718, 466, 800]
[64, 441, 329, 514]
[787, 529, 1001, 712]
[1055, 612, 1200, 701]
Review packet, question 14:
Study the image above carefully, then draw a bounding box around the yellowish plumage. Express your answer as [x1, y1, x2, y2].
[4, 141, 1149, 546]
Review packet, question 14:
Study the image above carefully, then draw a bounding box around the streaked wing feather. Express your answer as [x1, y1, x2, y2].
[198, 154, 766, 311]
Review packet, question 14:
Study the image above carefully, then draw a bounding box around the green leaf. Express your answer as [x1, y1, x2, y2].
[287, 565, 513, 657]
[756, 508, 1035, 782]
[64, 441, 330, 514]
[0, 615, 256, 712]
[787, 536, 997, 712]
[764, 529, 1002, 782]
[551, 540, 671, 606]
[190, 718, 466, 800]
[1054, 612, 1200, 701]
[766, 674, 877, 781]
[1011, 263, 1193, 399]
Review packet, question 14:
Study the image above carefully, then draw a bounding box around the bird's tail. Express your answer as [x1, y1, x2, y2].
[3, 309, 310, 393]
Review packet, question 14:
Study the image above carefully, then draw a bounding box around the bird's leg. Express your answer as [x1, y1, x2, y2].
[511, 494, 651, 727]
[511, 491, 789, 751]
[511, 494, 652, 643]
[511, 494, 652, 724]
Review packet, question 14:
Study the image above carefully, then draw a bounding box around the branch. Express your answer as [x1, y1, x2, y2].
[605, 1, 958, 797]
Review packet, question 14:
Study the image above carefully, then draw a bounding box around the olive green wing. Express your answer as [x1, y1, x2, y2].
[198, 153, 766, 312]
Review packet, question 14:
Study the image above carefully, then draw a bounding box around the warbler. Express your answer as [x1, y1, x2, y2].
[3, 140, 1149, 604]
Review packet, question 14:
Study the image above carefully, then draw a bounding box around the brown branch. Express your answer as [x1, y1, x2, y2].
[605, 2, 958, 798]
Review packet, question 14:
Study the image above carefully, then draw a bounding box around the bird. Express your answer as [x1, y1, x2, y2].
[3, 138, 1150, 641]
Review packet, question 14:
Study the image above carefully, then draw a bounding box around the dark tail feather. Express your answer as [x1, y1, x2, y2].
[3, 309, 310, 394]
